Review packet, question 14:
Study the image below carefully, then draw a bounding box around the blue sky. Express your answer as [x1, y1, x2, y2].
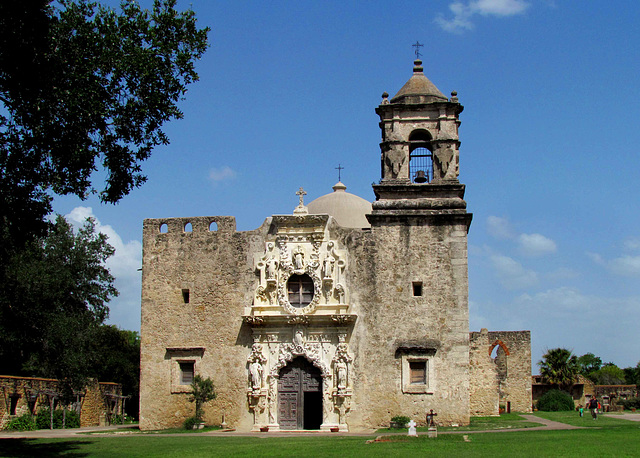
[54, 0, 640, 371]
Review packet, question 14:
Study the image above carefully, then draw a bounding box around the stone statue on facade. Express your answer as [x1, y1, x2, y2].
[249, 360, 263, 391]
[293, 329, 304, 348]
[292, 245, 305, 270]
[322, 255, 335, 280]
[335, 360, 347, 390]
[247, 343, 267, 393]
[265, 255, 278, 280]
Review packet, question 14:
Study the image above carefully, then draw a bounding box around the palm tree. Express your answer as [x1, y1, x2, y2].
[539, 348, 579, 390]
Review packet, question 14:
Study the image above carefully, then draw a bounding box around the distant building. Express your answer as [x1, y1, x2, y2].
[139, 60, 532, 431]
[533, 374, 638, 410]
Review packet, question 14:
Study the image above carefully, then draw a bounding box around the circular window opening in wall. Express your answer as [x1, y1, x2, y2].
[287, 274, 314, 308]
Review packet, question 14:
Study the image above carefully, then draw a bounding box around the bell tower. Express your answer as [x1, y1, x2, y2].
[370, 59, 470, 223]
[359, 59, 472, 426]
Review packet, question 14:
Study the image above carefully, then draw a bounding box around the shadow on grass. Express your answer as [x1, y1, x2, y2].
[0, 438, 92, 457]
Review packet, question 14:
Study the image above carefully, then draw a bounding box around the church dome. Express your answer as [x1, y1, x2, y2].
[307, 182, 372, 228]
[390, 60, 447, 104]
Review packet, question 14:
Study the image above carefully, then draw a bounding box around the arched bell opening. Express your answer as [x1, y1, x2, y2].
[277, 356, 323, 430]
[409, 129, 433, 183]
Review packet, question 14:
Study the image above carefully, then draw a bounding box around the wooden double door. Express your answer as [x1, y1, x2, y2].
[278, 357, 323, 430]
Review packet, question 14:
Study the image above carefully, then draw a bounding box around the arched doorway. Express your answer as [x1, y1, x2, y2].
[278, 357, 323, 430]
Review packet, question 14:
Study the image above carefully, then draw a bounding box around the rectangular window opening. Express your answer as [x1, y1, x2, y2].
[10, 395, 20, 415]
[179, 361, 195, 385]
[412, 282, 423, 297]
[409, 361, 427, 385]
[182, 289, 190, 304]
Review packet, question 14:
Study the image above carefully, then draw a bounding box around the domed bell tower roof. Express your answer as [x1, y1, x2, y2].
[390, 60, 448, 104]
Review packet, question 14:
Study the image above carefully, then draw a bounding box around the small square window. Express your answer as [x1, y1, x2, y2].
[167, 347, 204, 393]
[402, 354, 434, 394]
[179, 361, 194, 385]
[412, 282, 423, 297]
[182, 289, 190, 304]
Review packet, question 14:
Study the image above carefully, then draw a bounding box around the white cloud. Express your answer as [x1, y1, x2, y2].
[490, 254, 538, 289]
[516, 286, 590, 314]
[435, 0, 529, 33]
[608, 255, 640, 277]
[473, 0, 530, 16]
[588, 250, 640, 277]
[435, 3, 475, 33]
[487, 216, 516, 240]
[623, 238, 640, 251]
[542, 267, 579, 281]
[209, 166, 236, 182]
[518, 233, 557, 256]
[65, 207, 142, 331]
[486, 216, 557, 257]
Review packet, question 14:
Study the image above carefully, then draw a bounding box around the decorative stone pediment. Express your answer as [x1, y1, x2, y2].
[253, 216, 348, 315]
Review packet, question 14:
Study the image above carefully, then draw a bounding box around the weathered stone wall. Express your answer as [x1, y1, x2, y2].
[81, 381, 123, 427]
[0, 376, 122, 429]
[140, 212, 471, 430]
[469, 329, 499, 416]
[345, 219, 470, 428]
[140, 216, 265, 431]
[469, 330, 532, 415]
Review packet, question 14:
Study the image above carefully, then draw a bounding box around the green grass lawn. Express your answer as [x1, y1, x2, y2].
[379, 413, 543, 433]
[534, 410, 637, 428]
[2, 413, 640, 457]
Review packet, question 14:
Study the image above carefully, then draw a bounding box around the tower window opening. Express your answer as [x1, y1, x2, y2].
[409, 146, 433, 183]
[287, 274, 314, 308]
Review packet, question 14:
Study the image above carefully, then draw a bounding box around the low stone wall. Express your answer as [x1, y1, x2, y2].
[0, 375, 122, 429]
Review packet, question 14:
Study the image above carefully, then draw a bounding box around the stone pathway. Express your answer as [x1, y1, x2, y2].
[2, 413, 639, 439]
[603, 412, 640, 422]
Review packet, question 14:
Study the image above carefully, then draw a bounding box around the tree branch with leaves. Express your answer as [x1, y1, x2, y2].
[538, 348, 579, 391]
[189, 374, 216, 424]
[0, 0, 209, 246]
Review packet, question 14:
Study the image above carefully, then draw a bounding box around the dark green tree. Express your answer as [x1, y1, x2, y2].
[189, 375, 216, 424]
[91, 325, 141, 418]
[590, 363, 626, 385]
[576, 352, 602, 379]
[0, 0, 208, 391]
[539, 348, 579, 390]
[0, 215, 116, 388]
[0, 0, 209, 247]
[622, 362, 640, 386]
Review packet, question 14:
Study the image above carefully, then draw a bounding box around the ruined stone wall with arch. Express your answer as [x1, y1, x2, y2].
[469, 329, 532, 416]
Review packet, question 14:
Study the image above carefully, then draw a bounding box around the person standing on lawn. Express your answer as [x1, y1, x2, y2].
[588, 397, 599, 419]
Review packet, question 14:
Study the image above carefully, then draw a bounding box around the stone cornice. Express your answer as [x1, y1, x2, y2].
[243, 314, 357, 328]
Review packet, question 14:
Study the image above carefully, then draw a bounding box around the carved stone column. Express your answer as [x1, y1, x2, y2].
[267, 375, 279, 430]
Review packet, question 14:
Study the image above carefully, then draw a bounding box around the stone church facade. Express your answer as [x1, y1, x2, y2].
[139, 60, 531, 431]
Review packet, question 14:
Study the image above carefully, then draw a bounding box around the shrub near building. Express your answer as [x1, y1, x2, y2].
[537, 389, 575, 411]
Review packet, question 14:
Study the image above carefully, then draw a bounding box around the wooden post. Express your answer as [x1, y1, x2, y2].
[49, 396, 54, 430]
